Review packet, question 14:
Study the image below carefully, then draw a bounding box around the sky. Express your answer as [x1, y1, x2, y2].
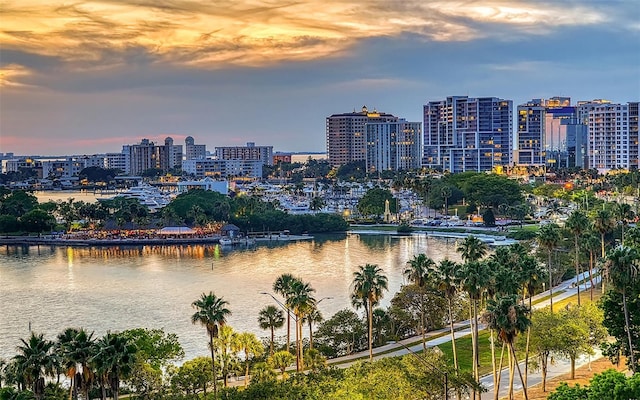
[1, 0, 639, 157]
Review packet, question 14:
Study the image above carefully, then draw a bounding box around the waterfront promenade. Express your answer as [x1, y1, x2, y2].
[322, 270, 602, 399]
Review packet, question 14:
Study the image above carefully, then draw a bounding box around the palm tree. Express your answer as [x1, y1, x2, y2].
[214, 325, 236, 387]
[456, 235, 488, 264]
[251, 362, 276, 384]
[613, 202, 633, 243]
[188, 204, 207, 227]
[269, 351, 294, 379]
[441, 186, 452, 218]
[371, 308, 390, 347]
[537, 223, 561, 312]
[13, 332, 56, 400]
[0, 358, 7, 388]
[565, 210, 590, 305]
[604, 246, 640, 372]
[404, 253, 436, 350]
[483, 295, 531, 400]
[191, 291, 231, 398]
[581, 231, 601, 301]
[352, 264, 388, 361]
[303, 348, 327, 372]
[434, 259, 461, 373]
[257, 305, 285, 356]
[457, 260, 491, 398]
[593, 208, 615, 291]
[593, 208, 615, 258]
[515, 252, 546, 389]
[286, 280, 316, 371]
[56, 328, 80, 400]
[310, 196, 325, 212]
[303, 308, 323, 350]
[57, 328, 95, 400]
[234, 332, 264, 387]
[625, 225, 640, 248]
[91, 332, 136, 400]
[273, 273, 297, 352]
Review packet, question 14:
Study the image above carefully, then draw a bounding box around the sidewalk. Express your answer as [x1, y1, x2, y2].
[325, 269, 602, 398]
[328, 270, 598, 367]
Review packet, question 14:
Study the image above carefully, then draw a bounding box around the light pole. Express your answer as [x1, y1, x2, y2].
[261, 291, 299, 371]
[309, 296, 333, 350]
[317, 296, 333, 305]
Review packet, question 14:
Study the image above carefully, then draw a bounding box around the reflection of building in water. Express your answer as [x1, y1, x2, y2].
[64, 244, 226, 260]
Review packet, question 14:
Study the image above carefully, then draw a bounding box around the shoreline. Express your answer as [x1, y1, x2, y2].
[0, 234, 314, 247]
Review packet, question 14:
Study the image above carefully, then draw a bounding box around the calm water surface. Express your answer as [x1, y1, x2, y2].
[0, 233, 461, 360]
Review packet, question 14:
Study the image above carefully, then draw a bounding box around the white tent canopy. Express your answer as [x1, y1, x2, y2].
[157, 226, 196, 235]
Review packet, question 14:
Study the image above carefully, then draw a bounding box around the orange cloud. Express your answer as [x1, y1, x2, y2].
[0, 0, 618, 87]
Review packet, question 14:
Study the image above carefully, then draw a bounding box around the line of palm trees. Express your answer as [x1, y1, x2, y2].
[402, 236, 547, 400]
[4, 329, 137, 400]
[536, 204, 633, 311]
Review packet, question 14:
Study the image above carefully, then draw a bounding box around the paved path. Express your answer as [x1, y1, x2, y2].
[480, 274, 601, 399]
[481, 349, 603, 399]
[325, 269, 602, 398]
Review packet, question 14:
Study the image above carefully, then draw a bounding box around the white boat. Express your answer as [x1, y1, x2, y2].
[107, 183, 172, 212]
[219, 237, 234, 246]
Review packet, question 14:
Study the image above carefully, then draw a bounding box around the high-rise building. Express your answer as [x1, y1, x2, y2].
[515, 101, 545, 166]
[155, 137, 183, 172]
[629, 102, 639, 170]
[423, 96, 512, 172]
[122, 137, 182, 176]
[366, 120, 422, 172]
[326, 106, 398, 166]
[185, 136, 207, 160]
[578, 100, 639, 173]
[214, 142, 273, 166]
[123, 139, 154, 176]
[516, 97, 589, 169]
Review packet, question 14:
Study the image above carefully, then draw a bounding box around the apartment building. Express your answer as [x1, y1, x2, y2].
[185, 136, 207, 160]
[214, 142, 273, 166]
[122, 137, 183, 175]
[366, 120, 422, 172]
[516, 97, 588, 169]
[578, 100, 640, 173]
[423, 96, 512, 172]
[326, 106, 398, 166]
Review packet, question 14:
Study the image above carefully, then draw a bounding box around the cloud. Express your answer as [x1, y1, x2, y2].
[2, 0, 631, 88]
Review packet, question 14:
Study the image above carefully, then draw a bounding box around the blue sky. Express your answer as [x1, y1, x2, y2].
[1, 0, 639, 156]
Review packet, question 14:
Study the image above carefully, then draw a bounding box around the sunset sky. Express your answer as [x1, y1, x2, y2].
[1, 0, 639, 156]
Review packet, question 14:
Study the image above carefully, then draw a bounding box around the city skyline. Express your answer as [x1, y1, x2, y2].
[1, 1, 639, 156]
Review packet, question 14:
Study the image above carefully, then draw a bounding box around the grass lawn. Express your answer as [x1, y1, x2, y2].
[553, 287, 602, 309]
[512, 224, 540, 232]
[437, 290, 604, 376]
[436, 330, 508, 376]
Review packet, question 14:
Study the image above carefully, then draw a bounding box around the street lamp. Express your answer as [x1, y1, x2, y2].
[317, 296, 333, 305]
[260, 291, 299, 371]
[260, 292, 292, 317]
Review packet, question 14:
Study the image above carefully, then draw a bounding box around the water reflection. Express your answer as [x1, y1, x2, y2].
[0, 233, 461, 360]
